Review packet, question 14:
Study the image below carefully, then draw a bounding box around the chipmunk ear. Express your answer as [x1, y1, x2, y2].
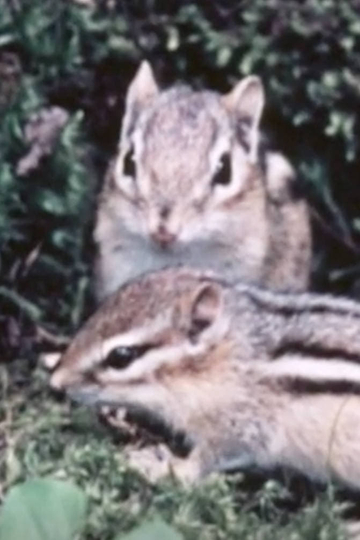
[127, 61, 159, 107]
[188, 283, 223, 342]
[119, 61, 159, 151]
[223, 76, 265, 163]
[121, 61, 159, 136]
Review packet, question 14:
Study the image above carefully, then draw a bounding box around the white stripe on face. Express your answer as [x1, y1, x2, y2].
[98, 339, 211, 383]
[73, 311, 171, 373]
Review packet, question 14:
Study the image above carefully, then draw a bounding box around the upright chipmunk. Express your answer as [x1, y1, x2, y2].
[94, 62, 311, 300]
[51, 267, 360, 489]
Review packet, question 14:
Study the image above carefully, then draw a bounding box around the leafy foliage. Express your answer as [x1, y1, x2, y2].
[0, 478, 87, 540]
[116, 519, 183, 540]
[0, 477, 182, 540]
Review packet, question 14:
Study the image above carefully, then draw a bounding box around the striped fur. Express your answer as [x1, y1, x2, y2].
[50, 267, 360, 488]
[94, 61, 311, 301]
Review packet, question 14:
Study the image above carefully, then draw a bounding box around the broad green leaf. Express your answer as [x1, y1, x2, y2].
[0, 478, 87, 540]
[116, 519, 184, 540]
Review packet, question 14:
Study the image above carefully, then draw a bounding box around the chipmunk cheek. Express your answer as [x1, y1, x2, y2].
[81, 368, 102, 386]
[94, 369, 115, 387]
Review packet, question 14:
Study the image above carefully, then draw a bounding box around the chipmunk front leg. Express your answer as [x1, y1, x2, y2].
[124, 444, 205, 485]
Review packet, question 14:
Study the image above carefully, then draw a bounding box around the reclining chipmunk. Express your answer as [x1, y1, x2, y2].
[94, 62, 311, 301]
[50, 267, 360, 490]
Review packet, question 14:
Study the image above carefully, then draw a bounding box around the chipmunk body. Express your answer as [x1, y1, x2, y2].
[51, 267, 360, 489]
[94, 62, 311, 300]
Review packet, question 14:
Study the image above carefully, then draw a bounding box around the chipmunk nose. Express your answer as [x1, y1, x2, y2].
[150, 224, 177, 248]
[49, 369, 66, 393]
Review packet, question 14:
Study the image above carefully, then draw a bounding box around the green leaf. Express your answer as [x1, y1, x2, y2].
[0, 478, 87, 540]
[216, 46, 232, 67]
[166, 26, 180, 51]
[116, 519, 184, 540]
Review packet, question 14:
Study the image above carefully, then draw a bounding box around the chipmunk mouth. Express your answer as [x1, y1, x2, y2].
[68, 387, 193, 457]
[124, 403, 193, 458]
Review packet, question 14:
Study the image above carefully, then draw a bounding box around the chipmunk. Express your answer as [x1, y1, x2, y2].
[50, 267, 360, 489]
[94, 61, 311, 301]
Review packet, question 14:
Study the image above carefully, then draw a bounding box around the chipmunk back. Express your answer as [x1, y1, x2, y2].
[51, 267, 360, 489]
[94, 62, 311, 300]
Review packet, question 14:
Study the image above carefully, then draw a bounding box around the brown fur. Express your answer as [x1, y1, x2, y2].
[50, 267, 360, 489]
[94, 62, 311, 300]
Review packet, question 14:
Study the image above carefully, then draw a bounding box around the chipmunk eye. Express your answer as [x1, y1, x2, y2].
[104, 345, 151, 370]
[211, 153, 231, 187]
[123, 146, 136, 178]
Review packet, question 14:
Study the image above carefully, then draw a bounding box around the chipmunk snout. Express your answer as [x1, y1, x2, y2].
[40, 351, 67, 399]
[48, 371, 68, 403]
[150, 224, 177, 248]
[49, 368, 69, 393]
[149, 205, 178, 248]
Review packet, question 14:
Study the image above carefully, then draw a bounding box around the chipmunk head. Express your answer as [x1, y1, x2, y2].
[111, 61, 265, 249]
[50, 269, 229, 410]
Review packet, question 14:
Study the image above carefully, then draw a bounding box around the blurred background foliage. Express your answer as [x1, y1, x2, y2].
[1, 0, 360, 351]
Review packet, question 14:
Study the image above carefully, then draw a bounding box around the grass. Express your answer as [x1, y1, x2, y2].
[0, 358, 354, 539]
